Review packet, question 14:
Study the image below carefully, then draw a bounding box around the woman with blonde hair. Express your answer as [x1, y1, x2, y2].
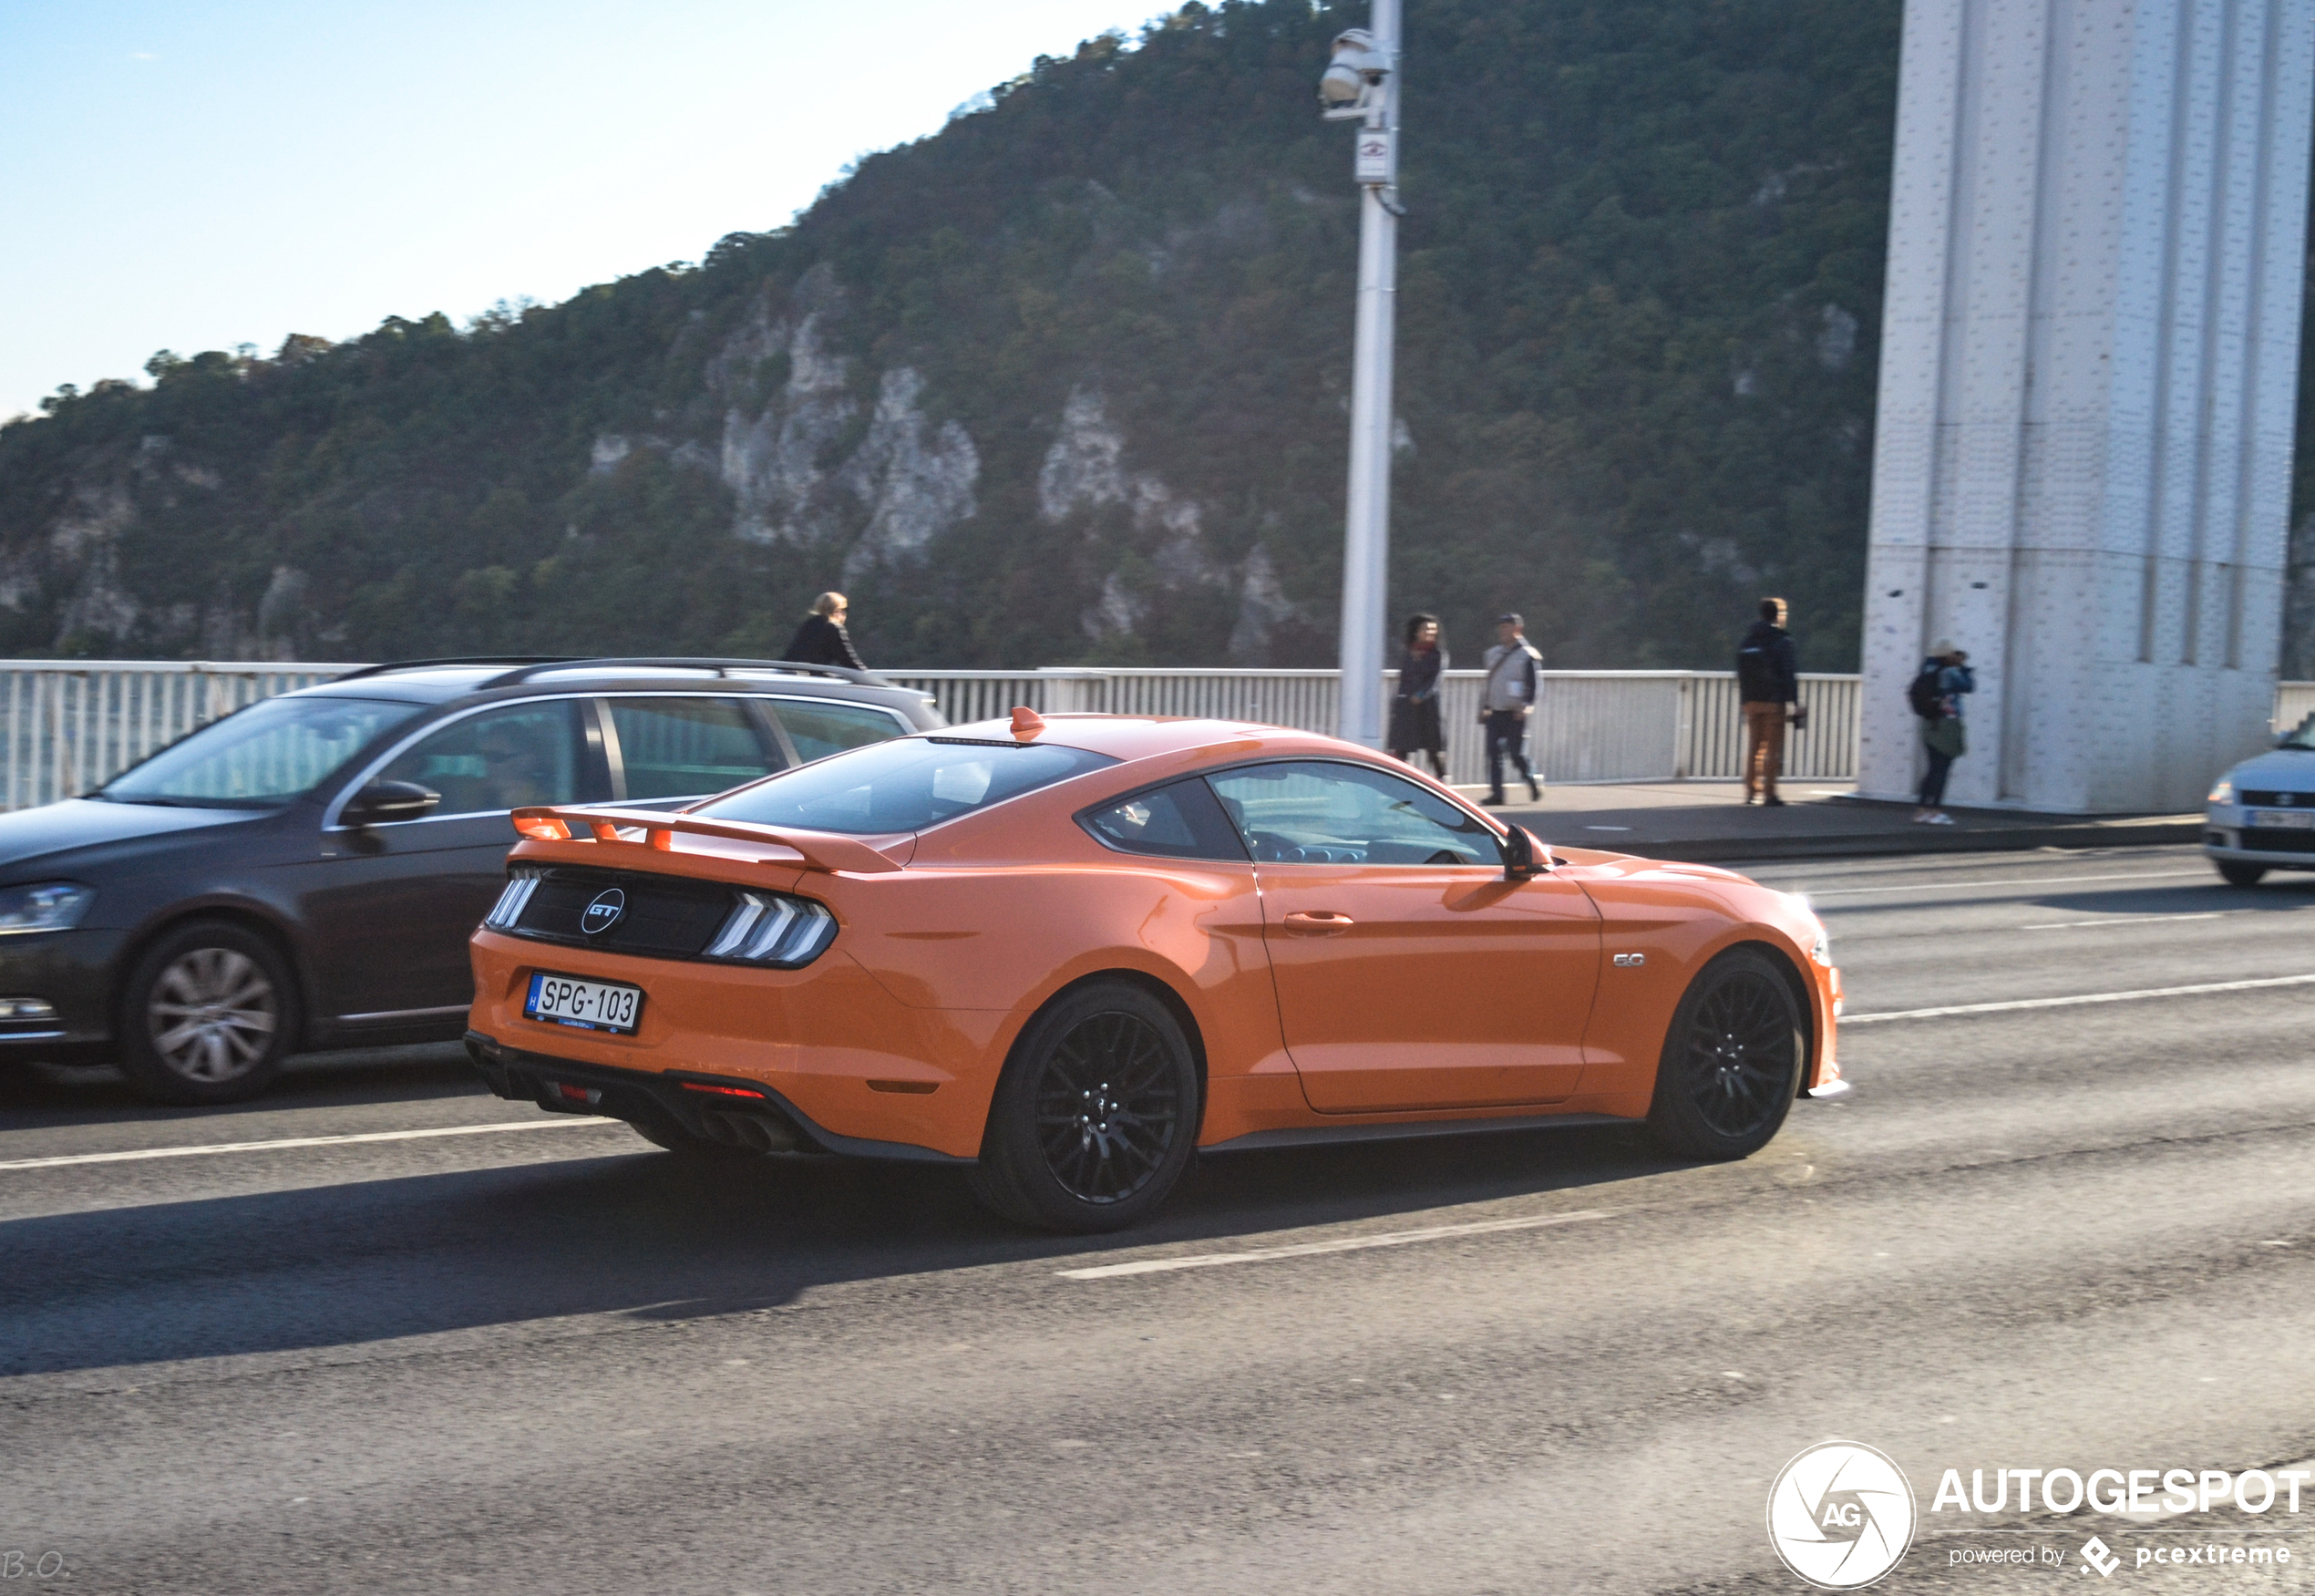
[784, 592, 866, 670]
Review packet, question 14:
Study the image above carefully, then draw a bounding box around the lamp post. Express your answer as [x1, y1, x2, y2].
[1319, 3, 1400, 748]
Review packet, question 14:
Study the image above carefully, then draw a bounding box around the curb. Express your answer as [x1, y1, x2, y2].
[1532, 819, 2205, 865]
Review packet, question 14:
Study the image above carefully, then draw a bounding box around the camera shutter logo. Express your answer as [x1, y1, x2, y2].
[581, 888, 626, 936]
[1766, 1440, 1918, 1590]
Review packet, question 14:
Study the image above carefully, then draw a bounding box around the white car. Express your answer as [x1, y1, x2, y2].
[2205, 717, 2315, 885]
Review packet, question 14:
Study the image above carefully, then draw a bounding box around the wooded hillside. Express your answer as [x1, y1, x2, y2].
[2, 0, 1943, 671]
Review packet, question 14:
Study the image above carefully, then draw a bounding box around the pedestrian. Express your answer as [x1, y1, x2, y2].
[1387, 613, 1449, 779]
[1736, 597, 1804, 808]
[783, 592, 866, 670]
[1909, 641, 1974, 824]
[1478, 613, 1543, 806]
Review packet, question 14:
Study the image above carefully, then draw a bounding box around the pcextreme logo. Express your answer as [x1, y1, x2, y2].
[1767, 1440, 1919, 1590]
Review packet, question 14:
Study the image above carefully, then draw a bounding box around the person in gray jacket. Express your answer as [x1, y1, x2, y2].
[1479, 613, 1543, 806]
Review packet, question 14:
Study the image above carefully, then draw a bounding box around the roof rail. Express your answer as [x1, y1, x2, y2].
[334, 656, 575, 681]
[477, 657, 889, 689]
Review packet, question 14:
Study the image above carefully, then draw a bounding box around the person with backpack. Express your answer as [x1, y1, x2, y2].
[1736, 597, 1803, 806]
[1910, 642, 1975, 823]
[1479, 613, 1544, 805]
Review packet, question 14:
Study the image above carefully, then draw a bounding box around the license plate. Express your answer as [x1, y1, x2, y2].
[2251, 810, 2315, 829]
[525, 972, 644, 1035]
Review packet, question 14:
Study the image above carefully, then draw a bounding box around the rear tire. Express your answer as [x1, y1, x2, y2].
[115, 921, 299, 1106]
[2217, 860, 2268, 887]
[1646, 947, 1805, 1161]
[968, 980, 1199, 1232]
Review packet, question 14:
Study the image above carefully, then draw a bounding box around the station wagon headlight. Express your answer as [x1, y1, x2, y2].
[705, 891, 838, 967]
[0, 882, 94, 935]
[2208, 778, 2235, 805]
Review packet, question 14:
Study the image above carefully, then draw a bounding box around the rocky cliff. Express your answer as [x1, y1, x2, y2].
[2, 0, 1918, 670]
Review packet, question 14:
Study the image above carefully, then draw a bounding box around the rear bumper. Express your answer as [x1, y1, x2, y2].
[464, 1031, 972, 1165]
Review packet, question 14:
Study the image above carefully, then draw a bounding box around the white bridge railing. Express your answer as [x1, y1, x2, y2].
[0, 658, 2307, 813]
[882, 668, 1867, 790]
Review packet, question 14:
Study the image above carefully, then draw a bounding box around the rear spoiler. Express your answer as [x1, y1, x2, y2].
[509, 807, 902, 875]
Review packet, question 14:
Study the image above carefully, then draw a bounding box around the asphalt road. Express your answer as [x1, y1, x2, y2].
[4, 843, 2313, 1593]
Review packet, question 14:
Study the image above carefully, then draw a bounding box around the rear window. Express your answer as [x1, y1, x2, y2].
[697, 736, 1116, 835]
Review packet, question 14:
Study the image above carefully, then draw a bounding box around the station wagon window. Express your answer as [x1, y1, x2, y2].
[700, 736, 1116, 835]
[772, 699, 909, 765]
[1081, 778, 1250, 861]
[100, 695, 424, 808]
[375, 701, 588, 819]
[1206, 760, 1499, 867]
[605, 696, 782, 800]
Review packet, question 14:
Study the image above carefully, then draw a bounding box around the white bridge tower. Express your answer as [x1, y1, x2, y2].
[1860, 0, 2315, 812]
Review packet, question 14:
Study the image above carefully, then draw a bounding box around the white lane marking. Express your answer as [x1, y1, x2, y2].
[1057, 1209, 1611, 1280]
[0, 1117, 625, 1172]
[1841, 973, 2315, 1025]
[1800, 869, 2208, 899]
[2018, 911, 2228, 931]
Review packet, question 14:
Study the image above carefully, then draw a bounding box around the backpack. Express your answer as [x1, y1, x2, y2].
[1735, 636, 1778, 701]
[1907, 665, 1946, 721]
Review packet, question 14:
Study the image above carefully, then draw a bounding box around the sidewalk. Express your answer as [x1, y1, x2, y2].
[1448, 779, 2203, 864]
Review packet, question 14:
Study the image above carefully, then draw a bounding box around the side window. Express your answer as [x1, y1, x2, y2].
[772, 699, 908, 765]
[1207, 760, 1500, 867]
[1082, 778, 1250, 861]
[374, 701, 587, 819]
[607, 696, 782, 801]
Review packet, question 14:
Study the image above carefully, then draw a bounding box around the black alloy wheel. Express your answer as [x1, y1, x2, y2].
[970, 981, 1199, 1232]
[1646, 947, 1805, 1160]
[116, 920, 301, 1105]
[2217, 861, 2268, 887]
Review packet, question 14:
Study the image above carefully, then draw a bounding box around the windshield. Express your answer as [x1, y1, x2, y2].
[102, 695, 424, 808]
[696, 736, 1116, 834]
[2281, 715, 2315, 751]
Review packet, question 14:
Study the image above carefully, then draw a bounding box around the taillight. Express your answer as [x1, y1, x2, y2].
[703, 891, 838, 967]
[483, 869, 541, 931]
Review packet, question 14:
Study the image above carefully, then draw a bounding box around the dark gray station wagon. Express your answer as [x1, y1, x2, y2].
[0, 658, 941, 1104]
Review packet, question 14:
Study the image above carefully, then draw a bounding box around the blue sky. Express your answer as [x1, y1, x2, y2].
[0, 0, 1177, 421]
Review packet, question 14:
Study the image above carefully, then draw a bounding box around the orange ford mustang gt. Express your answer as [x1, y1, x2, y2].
[465, 711, 1844, 1230]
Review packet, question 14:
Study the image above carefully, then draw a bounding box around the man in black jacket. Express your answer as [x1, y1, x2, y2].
[1735, 597, 1801, 807]
[784, 592, 866, 670]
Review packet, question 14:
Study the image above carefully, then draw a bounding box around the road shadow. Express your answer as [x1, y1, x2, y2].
[0, 1117, 1683, 1377]
[0, 1043, 481, 1131]
[2023, 876, 2315, 917]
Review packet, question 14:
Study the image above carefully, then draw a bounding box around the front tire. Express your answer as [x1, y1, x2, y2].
[116, 921, 299, 1105]
[2217, 860, 2268, 887]
[1646, 947, 1805, 1161]
[968, 981, 1199, 1232]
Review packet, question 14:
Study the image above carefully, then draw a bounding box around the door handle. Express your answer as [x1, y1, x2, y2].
[1281, 911, 1353, 936]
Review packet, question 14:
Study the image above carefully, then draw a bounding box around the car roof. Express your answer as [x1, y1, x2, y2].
[940, 713, 1381, 767]
[286, 657, 937, 715]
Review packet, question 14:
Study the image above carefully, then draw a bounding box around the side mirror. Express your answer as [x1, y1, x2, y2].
[1500, 823, 1548, 880]
[342, 780, 440, 828]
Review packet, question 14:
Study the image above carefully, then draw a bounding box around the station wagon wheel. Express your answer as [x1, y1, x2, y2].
[1646, 947, 1804, 1161]
[970, 981, 1199, 1232]
[116, 921, 300, 1106]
